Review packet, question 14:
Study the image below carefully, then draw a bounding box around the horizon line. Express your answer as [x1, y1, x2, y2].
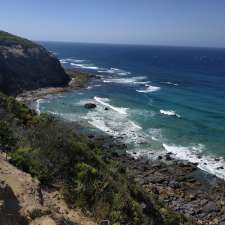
[36, 39, 225, 50]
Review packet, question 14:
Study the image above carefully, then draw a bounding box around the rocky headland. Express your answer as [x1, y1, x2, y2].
[0, 31, 70, 95]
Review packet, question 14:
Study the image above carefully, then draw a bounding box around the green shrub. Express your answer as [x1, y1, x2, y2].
[0, 92, 34, 124]
[0, 120, 16, 150]
[9, 147, 53, 184]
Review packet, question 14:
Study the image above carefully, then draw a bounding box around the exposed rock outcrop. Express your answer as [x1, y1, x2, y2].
[0, 31, 70, 95]
[0, 154, 97, 225]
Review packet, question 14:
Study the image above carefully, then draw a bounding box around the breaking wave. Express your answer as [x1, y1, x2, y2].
[160, 110, 181, 118]
[163, 143, 225, 180]
[94, 96, 128, 115]
[136, 84, 161, 93]
[103, 76, 149, 85]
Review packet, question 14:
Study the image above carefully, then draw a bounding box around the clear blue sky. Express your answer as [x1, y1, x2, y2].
[1, 0, 225, 48]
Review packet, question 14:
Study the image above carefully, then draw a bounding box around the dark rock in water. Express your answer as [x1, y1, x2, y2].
[104, 107, 109, 110]
[165, 153, 173, 161]
[0, 31, 70, 95]
[84, 103, 96, 109]
[158, 155, 163, 160]
[216, 166, 224, 170]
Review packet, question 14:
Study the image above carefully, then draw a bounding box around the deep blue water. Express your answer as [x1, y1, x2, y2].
[39, 42, 225, 179]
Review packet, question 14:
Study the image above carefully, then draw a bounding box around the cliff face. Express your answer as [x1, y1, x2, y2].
[0, 31, 70, 95]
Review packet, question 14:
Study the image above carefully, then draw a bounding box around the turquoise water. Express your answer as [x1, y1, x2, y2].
[38, 42, 225, 179]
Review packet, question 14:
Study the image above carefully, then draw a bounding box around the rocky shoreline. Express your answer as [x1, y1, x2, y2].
[16, 69, 96, 107]
[66, 121, 225, 224]
[16, 69, 225, 225]
[112, 153, 225, 225]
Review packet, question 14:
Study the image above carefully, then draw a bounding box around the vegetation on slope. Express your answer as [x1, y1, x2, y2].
[0, 31, 34, 47]
[0, 92, 195, 225]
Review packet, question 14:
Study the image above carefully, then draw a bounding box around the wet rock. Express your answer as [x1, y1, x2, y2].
[104, 107, 109, 110]
[217, 166, 224, 170]
[84, 103, 96, 109]
[165, 153, 173, 161]
[169, 180, 181, 189]
[158, 155, 163, 160]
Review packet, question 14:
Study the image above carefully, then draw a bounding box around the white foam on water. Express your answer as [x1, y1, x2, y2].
[83, 104, 147, 145]
[64, 58, 86, 63]
[103, 76, 149, 85]
[59, 59, 68, 64]
[75, 99, 92, 106]
[160, 110, 181, 118]
[94, 96, 128, 115]
[50, 51, 58, 56]
[93, 84, 102, 87]
[136, 84, 161, 93]
[98, 67, 131, 76]
[163, 143, 225, 180]
[70, 63, 100, 70]
[88, 119, 115, 134]
[61, 58, 131, 76]
[86, 84, 102, 90]
[161, 81, 178, 86]
[36, 99, 45, 115]
[147, 128, 163, 141]
[130, 121, 142, 130]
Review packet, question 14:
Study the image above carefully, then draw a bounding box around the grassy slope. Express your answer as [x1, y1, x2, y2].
[0, 92, 195, 225]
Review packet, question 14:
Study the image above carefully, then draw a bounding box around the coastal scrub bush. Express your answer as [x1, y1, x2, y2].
[9, 147, 53, 184]
[0, 120, 16, 151]
[0, 31, 35, 47]
[0, 92, 34, 124]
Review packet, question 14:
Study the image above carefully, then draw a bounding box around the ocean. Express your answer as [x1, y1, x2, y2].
[38, 42, 225, 179]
